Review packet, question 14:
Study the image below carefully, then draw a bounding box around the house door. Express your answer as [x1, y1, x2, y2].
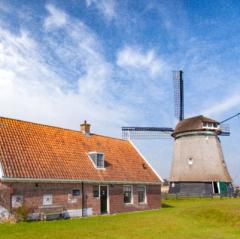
[100, 186, 108, 214]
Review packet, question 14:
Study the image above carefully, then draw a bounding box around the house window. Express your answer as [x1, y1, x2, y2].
[123, 185, 133, 204]
[137, 186, 146, 204]
[68, 190, 80, 203]
[72, 189, 80, 196]
[11, 195, 23, 208]
[43, 194, 53, 206]
[93, 185, 99, 197]
[88, 152, 105, 169]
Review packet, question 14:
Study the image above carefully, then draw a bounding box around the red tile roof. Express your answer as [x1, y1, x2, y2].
[0, 117, 161, 184]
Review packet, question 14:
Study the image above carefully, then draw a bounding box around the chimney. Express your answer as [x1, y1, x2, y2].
[80, 120, 91, 135]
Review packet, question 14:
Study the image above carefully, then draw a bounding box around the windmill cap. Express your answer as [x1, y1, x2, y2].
[172, 115, 219, 137]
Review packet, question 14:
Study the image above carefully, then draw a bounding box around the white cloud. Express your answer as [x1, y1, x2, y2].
[44, 4, 67, 30]
[86, 0, 116, 21]
[203, 94, 240, 117]
[117, 46, 168, 78]
[0, 5, 138, 137]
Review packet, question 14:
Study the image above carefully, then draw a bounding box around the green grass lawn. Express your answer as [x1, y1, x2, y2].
[1, 198, 240, 239]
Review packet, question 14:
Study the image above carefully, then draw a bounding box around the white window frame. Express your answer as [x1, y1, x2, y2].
[202, 122, 219, 130]
[88, 152, 105, 170]
[0, 161, 3, 179]
[137, 185, 147, 204]
[11, 195, 23, 208]
[43, 194, 53, 206]
[123, 185, 133, 204]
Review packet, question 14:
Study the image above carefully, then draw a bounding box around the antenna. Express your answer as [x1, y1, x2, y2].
[173, 70, 184, 121]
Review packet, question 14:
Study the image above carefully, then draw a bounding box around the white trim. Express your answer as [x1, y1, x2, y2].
[129, 140, 164, 183]
[0, 162, 3, 179]
[217, 181, 220, 194]
[123, 185, 134, 204]
[87, 152, 105, 170]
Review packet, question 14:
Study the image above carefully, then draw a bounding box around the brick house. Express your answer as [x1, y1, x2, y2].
[0, 117, 162, 219]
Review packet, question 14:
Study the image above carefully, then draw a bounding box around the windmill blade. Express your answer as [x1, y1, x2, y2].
[218, 112, 240, 136]
[173, 70, 184, 121]
[122, 127, 174, 140]
[219, 124, 230, 136]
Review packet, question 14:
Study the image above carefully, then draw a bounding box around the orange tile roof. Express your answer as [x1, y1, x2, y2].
[0, 117, 161, 184]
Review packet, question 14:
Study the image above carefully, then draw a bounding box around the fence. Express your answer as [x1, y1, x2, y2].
[161, 192, 239, 200]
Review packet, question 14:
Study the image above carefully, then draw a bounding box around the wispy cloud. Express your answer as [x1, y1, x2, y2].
[0, 4, 136, 136]
[85, 0, 117, 21]
[44, 4, 67, 29]
[203, 94, 240, 117]
[117, 46, 168, 78]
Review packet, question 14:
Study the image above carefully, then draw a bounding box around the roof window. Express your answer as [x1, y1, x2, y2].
[88, 152, 105, 169]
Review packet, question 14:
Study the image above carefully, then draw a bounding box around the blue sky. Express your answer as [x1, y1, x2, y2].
[1, 0, 240, 183]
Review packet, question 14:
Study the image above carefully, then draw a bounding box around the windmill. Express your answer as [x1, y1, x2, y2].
[122, 71, 236, 195]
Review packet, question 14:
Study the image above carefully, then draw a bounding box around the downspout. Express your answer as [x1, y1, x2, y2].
[82, 182, 85, 217]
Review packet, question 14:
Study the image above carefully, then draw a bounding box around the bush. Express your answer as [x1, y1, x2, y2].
[14, 205, 32, 221]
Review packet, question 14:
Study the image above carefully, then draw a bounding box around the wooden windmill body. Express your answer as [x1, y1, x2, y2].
[122, 71, 234, 195]
[169, 115, 232, 195]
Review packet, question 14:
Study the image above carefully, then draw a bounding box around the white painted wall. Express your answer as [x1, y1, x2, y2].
[0, 206, 9, 218]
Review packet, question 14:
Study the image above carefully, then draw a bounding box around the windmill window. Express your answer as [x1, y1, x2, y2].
[203, 122, 218, 129]
[88, 152, 105, 169]
[188, 158, 193, 165]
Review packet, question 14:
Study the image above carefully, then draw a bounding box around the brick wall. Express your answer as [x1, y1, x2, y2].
[0, 182, 161, 217]
[0, 182, 11, 210]
[109, 184, 161, 214]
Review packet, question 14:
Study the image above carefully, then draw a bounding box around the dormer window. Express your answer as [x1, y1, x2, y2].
[88, 152, 105, 169]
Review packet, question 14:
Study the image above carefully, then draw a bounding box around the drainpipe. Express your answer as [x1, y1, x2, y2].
[81, 182, 84, 217]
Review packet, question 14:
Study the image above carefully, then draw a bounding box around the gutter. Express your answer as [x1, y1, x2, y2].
[1, 177, 161, 185]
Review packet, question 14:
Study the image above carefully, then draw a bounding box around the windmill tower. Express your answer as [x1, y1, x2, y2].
[169, 115, 232, 195]
[122, 71, 235, 195]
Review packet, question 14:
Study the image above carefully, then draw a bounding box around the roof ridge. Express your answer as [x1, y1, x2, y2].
[92, 133, 128, 142]
[0, 116, 83, 134]
[0, 116, 126, 141]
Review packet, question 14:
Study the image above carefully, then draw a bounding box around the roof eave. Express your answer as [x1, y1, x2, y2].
[1, 177, 162, 185]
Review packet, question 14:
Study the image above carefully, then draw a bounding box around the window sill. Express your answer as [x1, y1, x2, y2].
[124, 202, 133, 205]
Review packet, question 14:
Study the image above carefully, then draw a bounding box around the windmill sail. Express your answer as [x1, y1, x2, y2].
[173, 71, 184, 121]
[122, 127, 173, 140]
